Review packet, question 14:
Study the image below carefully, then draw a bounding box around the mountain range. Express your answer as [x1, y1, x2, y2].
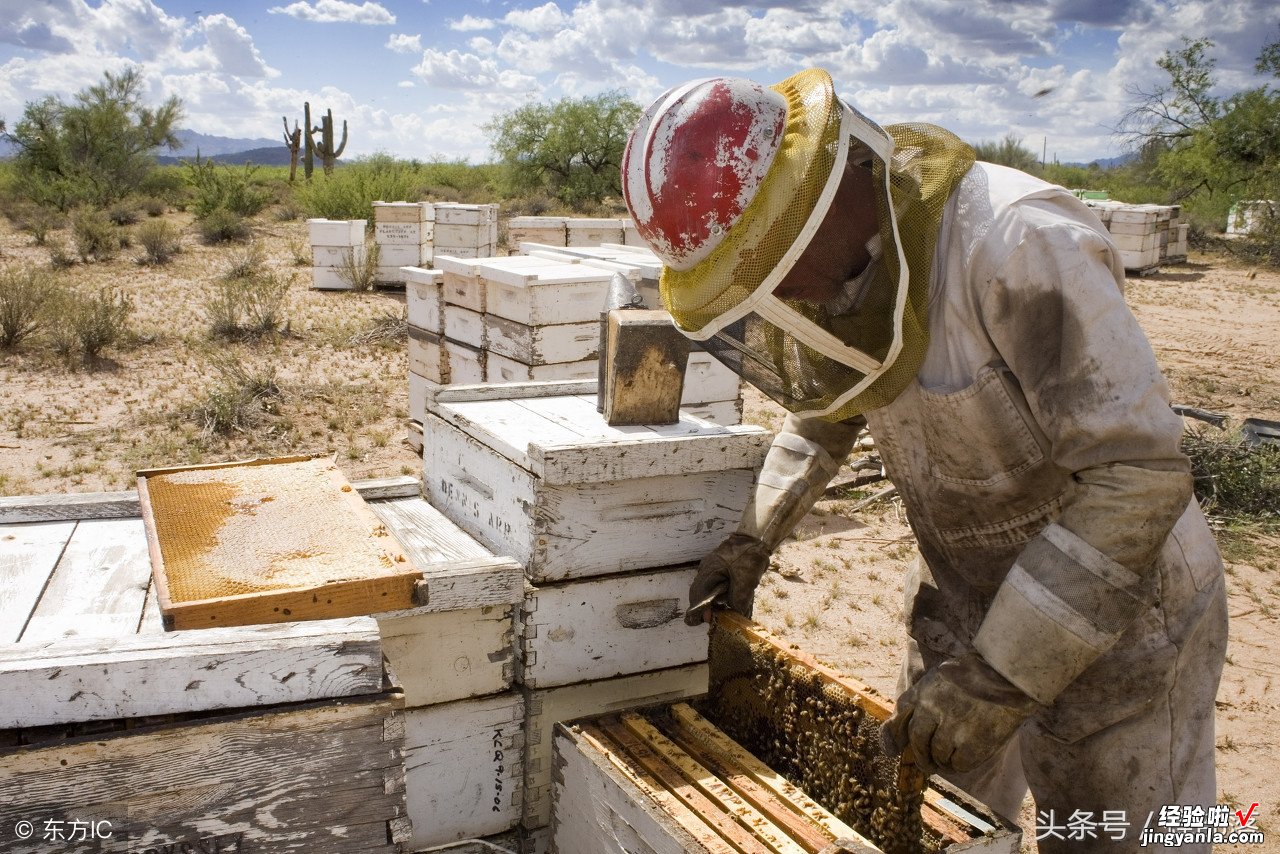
[0, 129, 290, 165]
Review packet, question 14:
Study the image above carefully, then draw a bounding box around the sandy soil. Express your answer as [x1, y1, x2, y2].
[2, 212, 1276, 850]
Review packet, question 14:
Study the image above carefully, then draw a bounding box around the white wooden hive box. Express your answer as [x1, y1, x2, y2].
[423, 383, 771, 583]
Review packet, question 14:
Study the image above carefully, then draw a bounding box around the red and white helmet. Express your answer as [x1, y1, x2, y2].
[622, 78, 788, 272]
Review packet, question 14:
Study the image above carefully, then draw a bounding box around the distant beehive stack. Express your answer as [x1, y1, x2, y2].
[307, 218, 365, 290]
[433, 202, 499, 260]
[505, 216, 646, 254]
[1227, 200, 1275, 235]
[1083, 199, 1187, 272]
[372, 201, 433, 285]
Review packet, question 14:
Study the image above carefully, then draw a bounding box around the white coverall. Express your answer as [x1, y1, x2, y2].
[745, 162, 1228, 852]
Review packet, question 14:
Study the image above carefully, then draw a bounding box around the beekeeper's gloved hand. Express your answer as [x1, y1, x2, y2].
[881, 652, 1040, 775]
[684, 532, 771, 625]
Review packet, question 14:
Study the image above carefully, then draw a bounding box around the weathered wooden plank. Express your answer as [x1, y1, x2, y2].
[369, 495, 491, 565]
[378, 604, 513, 707]
[403, 691, 525, 847]
[0, 477, 422, 524]
[486, 316, 599, 365]
[0, 693, 405, 854]
[0, 617, 384, 727]
[20, 518, 150, 644]
[533, 427, 770, 486]
[0, 520, 74, 644]
[555, 722, 732, 854]
[523, 663, 708, 829]
[487, 353, 599, 383]
[432, 379, 596, 403]
[521, 565, 706, 689]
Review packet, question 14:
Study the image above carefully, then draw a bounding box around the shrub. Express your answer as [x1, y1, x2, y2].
[142, 197, 166, 217]
[223, 241, 267, 280]
[293, 154, 423, 220]
[336, 242, 380, 292]
[197, 208, 250, 244]
[190, 358, 284, 436]
[136, 219, 181, 265]
[48, 241, 76, 269]
[185, 157, 272, 219]
[51, 286, 134, 363]
[20, 206, 63, 245]
[205, 269, 291, 339]
[108, 202, 140, 226]
[72, 209, 121, 261]
[1184, 428, 1280, 527]
[0, 265, 61, 348]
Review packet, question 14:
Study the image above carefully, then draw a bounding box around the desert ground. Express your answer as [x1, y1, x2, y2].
[1, 212, 1277, 851]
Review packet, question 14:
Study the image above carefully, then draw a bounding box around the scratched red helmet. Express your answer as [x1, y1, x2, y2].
[622, 77, 788, 272]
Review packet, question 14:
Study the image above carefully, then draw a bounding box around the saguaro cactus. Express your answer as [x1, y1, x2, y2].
[303, 102, 316, 180]
[307, 106, 348, 176]
[282, 116, 302, 182]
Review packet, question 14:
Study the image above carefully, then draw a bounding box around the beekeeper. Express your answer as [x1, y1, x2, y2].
[621, 68, 1227, 851]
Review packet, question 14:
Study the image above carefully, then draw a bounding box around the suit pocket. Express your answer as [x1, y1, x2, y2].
[919, 366, 1045, 487]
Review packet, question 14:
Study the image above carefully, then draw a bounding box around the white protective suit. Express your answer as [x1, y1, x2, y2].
[740, 162, 1228, 853]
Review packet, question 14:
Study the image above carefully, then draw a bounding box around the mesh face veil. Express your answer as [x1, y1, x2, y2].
[622, 68, 975, 420]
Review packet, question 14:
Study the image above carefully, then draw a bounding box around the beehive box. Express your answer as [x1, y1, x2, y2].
[0, 692, 409, 854]
[307, 218, 365, 245]
[406, 266, 444, 333]
[403, 690, 525, 848]
[566, 217, 626, 246]
[519, 563, 704, 690]
[424, 382, 771, 582]
[551, 614, 1020, 853]
[508, 216, 568, 251]
[523, 663, 709, 829]
[487, 353, 598, 382]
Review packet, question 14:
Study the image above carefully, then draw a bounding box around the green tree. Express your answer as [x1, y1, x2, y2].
[484, 91, 641, 207]
[1120, 33, 1280, 252]
[972, 133, 1040, 172]
[3, 68, 183, 210]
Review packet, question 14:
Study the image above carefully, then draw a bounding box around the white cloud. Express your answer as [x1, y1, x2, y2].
[503, 3, 568, 34]
[386, 33, 422, 53]
[398, 80, 415, 88]
[268, 0, 395, 25]
[87, 0, 188, 60]
[200, 14, 278, 78]
[412, 48, 539, 94]
[450, 15, 497, 32]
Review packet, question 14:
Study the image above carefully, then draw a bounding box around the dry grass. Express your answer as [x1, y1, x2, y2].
[0, 211, 418, 494]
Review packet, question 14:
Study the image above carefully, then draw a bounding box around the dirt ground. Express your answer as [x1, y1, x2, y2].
[2, 213, 1277, 850]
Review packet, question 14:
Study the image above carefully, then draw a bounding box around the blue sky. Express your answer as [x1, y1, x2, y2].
[1, 0, 1276, 164]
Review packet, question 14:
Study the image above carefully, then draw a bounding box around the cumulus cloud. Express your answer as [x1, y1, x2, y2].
[268, 0, 395, 25]
[386, 33, 422, 53]
[412, 48, 539, 93]
[450, 15, 497, 32]
[0, 18, 75, 53]
[201, 14, 278, 78]
[503, 3, 569, 34]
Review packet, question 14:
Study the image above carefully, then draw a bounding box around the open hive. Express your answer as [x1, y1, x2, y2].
[139, 455, 423, 629]
[555, 613, 1014, 853]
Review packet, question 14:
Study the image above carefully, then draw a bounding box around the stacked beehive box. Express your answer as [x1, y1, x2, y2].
[422, 381, 774, 837]
[308, 217, 365, 290]
[505, 216, 647, 254]
[1084, 200, 1187, 271]
[433, 202, 499, 259]
[372, 201, 433, 285]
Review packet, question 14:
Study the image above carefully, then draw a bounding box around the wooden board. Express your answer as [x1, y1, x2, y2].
[425, 412, 756, 581]
[410, 325, 450, 384]
[404, 691, 525, 847]
[0, 617, 384, 728]
[445, 339, 486, 384]
[19, 517, 151, 643]
[520, 564, 705, 688]
[487, 353, 599, 383]
[0, 692, 407, 854]
[444, 303, 486, 348]
[685, 351, 743, 405]
[407, 272, 444, 333]
[378, 604, 514, 707]
[683, 398, 744, 426]
[522, 663, 708, 828]
[0, 521, 75, 644]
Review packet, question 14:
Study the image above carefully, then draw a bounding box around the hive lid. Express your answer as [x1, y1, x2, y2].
[426, 381, 772, 484]
[139, 455, 424, 631]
